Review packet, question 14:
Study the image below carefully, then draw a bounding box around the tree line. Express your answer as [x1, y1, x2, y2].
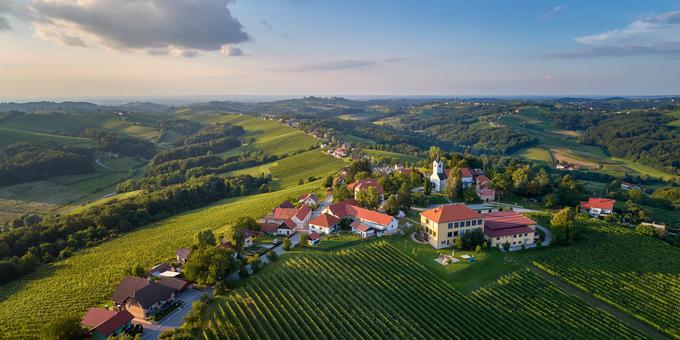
[0, 142, 93, 186]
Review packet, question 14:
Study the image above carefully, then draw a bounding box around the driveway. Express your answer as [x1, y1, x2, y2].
[140, 287, 210, 340]
[312, 195, 333, 219]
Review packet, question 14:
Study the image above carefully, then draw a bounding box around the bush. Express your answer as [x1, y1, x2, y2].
[40, 314, 86, 340]
[551, 208, 576, 245]
[635, 223, 656, 237]
[282, 238, 292, 251]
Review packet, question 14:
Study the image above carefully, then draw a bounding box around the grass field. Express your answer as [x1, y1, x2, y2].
[0, 127, 96, 149]
[199, 242, 644, 339]
[531, 218, 680, 338]
[513, 146, 553, 165]
[0, 181, 83, 223]
[0, 181, 328, 338]
[361, 148, 424, 164]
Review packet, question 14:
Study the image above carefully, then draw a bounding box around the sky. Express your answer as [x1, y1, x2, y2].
[1, 0, 680, 99]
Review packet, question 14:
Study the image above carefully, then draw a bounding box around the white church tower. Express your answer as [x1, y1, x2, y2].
[429, 158, 447, 192]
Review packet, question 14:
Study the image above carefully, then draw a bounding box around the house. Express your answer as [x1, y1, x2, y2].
[331, 147, 348, 158]
[111, 277, 176, 319]
[429, 159, 447, 192]
[621, 182, 641, 191]
[157, 277, 189, 293]
[475, 175, 495, 202]
[482, 211, 537, 249]
[351, 221, 375, 238]
[261, 205, 311, 230]
[298, 193, 319, 207]
[460, 168, 474, 188]
[242, 229, 254, 248]
[292, 204, 312, 229]
[148, 263, 175, 278]
[259, 219, 297, 236]
[420, 204, 484, 248]
[347, 178, 385, 201]
[308, 213, 341, 234]
[580, 198, 616, 217]
[323, 201, 398, 236]
[308, 231, 321, 245]
[175, 248, 191, 265]
[81, 307, 134, 340]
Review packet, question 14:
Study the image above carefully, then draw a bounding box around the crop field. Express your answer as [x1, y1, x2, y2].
[0, 181, 83, 223]
[200, 242, 644, 339]
[531, 219, 680, 338]
[0, 181, 328, 339]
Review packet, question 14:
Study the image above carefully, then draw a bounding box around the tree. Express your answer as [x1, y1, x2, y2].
[458, 229, 485, 250]
[428, 146, 442, 162]
[635, 223, 656, 237]
[267, 250, 278, 261]
[511, 166, 531, 195]
[235, 216, 258, 231]
[125, 263, 146, 277]
[384, 194, 400, 215]
[357, 187, 380, 210]
[184, 247, 235, 286]
[298, 178, 304, 185]
[463, 187, 478, 203]
[40, 314, 86, 340]
[333, 184, 353, 203]
[397, 184, 412, 211]
[444, 169, 462, 199]
[542, 194, 556, 209]
[299, 233, 309, 245]
[475, 245, 482, 254]
[323, 175, 334, 188]
[424, 179, 432, 195]
[282, 238, 292, 251]
[193, 229, 217, 248]
[557, 175, 583, 206]
[551, 208, 576, 245]
[502, 241, 511, 252]
[623, 200, 649, 225]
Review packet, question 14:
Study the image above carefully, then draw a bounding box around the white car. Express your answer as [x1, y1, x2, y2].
[272, 239, 280, 245]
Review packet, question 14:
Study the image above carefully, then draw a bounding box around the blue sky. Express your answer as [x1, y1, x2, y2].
[1, 0, 680, 98]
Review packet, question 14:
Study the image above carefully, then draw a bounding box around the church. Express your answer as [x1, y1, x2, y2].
[429, 159, 447, 192]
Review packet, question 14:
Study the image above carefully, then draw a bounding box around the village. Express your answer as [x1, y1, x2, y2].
[75, 151, 633, 340]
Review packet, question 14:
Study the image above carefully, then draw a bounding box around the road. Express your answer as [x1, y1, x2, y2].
[140, 288, 210, 340]
[312, 195, 333, 219]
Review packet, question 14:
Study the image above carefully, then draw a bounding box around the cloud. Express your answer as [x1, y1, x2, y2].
[0, 16, 9, 30]
[548, 10, 680, 59]
[540, 5, 566, 20]
[280, 58, 406, 72]
[16, 0, 249, 56]
[220, 45, 244, 56]
[259, 19, 272, 31]
[0, 0, 18, 30]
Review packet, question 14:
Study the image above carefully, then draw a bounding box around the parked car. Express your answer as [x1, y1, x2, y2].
[272, 239, 280, 245]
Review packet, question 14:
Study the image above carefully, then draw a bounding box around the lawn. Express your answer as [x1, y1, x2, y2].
[361, 148, 424, 164]
[300, 232, 364, 251]
[513, 146, 553, 165]
[199, 241, 644, 339]
[0, 181, 328, 338]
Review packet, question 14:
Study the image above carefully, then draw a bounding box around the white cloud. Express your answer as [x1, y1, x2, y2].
[540, 5, 566, 20]
[7, 0, 249, 56]
[220, 45, 244, 56]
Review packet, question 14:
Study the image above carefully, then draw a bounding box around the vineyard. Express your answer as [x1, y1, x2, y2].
[531, 219, 680, 338]
[200, 242, 645, 339]
[0, 182, 326, 339]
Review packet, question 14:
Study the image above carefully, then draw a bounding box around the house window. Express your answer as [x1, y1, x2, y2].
[448, 223, 453, 229]
[447, 232, 452, 238]
[513, 234, 517, 238]
[440, 241, 446, 245]
[472, 220, 477, 226]
[454, 222, 459, 228]
[477, 219, 483, 225]
[454, 231, 459, 237]
[465, 220, 471, 227]
[496, 237, 500, 240]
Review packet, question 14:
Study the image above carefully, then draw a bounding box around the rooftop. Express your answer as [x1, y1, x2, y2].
[421, 204, 481, 223]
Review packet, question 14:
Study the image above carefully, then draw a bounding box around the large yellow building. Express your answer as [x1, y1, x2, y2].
[420, 204, 484, 249]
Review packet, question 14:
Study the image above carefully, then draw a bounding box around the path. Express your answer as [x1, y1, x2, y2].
[529, 265, 669, 340]
[140, 287, 211, 340]
[94, 159, 113, 170]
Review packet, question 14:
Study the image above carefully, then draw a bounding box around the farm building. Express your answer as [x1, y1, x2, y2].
[259, 219, 298, 236]
[347, 178, 385, 201]
[351, 221, 376, 238]
[308, 213, 341, 234]
[261, 204, 312, 230]
[308, 231, 321, 245]
[323, 201, 397, 236]
[111, 276, 176, 319]
[482, 211, 537, 248]
[298, 193, 319, 207]
[580, 198, 615, 217]
[81, 307, 134, 340]
[175, 248, 191, 264]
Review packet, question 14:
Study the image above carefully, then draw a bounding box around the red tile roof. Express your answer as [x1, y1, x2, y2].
[421, 204, 481, 223]
[326, 201, 394, 226]
[280, 219, 297, 230]
[309, 213, 340, 228]
[485, 225, 534, 238]
[294, 205, 311, 221]
[308, 231, 320, 241]
[580, 198, 615, 210]
[259, 222, 279, 233]
[460, 167, 473, 178]
[82, 308, 134, 337]
[347, 178, 384, 195]
[350, 221, 371, 232]
[272, 208, 298, 220]
[476, 175, 490, 185]
[483, 211, 536, 230]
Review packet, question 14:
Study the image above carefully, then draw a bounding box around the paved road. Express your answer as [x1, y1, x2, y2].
[312, 195, 333, 219]
[140, 288, 210, 340]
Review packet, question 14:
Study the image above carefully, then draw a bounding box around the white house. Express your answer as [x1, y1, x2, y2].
[579, 198, 616, 217]
[308, 213, 341, 234]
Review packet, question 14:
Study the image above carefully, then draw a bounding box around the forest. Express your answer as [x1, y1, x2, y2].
[0, 142, 93, 186]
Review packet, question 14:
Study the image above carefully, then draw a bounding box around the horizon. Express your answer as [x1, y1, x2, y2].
[2, 1, 680, 97]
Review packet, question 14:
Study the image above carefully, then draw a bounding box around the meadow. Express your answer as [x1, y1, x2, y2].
[361, 148, 424, 164]
[531, 218, 680, 338]
[0, 181, 327, 338]
[200, 242, 644, 339]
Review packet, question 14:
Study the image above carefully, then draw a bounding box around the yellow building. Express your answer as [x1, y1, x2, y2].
[420, 204, 484, 249]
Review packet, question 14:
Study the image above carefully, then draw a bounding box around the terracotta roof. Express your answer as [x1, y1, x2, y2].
[485, 225, 534, 238]
[294, 205, 311, 221]
[278, 201, 294, 209]
[308, 231, 320, 241]
[460, 168, 473, 178]
[326, 201, 394, 226]
[280, 219, 297, 230]
[309, 213, 341, 228]
[259, 222, 279, 233]
[478, 188, 495, 197]
[580, 198, 615, 210]
[347, 178, 384, 195]
[483, 211, 536, 230]
[421, 204, 481, 223]
[476, 175, 489, 185]
[157, 277, 188, 292]
[82, 308, 134, 337]
[271, 207, 298, 220]
[350, 221, 371, 233]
